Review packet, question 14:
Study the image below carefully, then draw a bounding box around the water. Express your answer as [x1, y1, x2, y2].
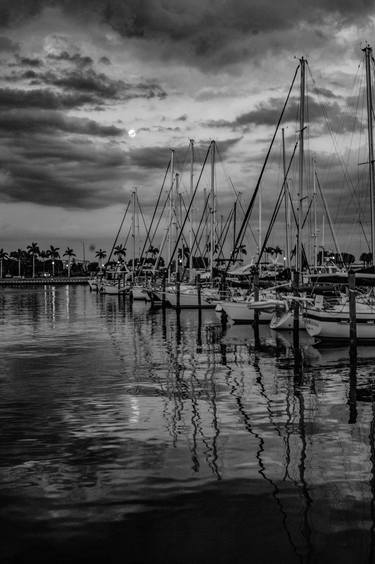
[1, 285, 375, 563]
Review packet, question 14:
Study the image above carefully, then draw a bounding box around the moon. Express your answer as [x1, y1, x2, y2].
[128, 129, 136, 138]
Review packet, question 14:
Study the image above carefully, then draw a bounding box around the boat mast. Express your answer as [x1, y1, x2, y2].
[175, 172, 180, 277]
[189, 139, 194, 280]
[168, 149, 175, 282]
[296, 56, 306, 275]
[131, 187, 136, 283]
[313, 160, 318, 269]
[258, 187, 262, 272]
[363, 45, 375, 264]
[282, 127, 290, 269]
[210, 140, 216, 284]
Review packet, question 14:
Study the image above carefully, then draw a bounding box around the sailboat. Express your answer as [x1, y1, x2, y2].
[305, 45, 375, 343]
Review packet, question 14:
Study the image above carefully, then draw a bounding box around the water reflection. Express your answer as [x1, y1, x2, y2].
[1, 286, 375, 562]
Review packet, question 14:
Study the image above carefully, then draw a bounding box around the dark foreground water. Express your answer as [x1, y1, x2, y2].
[1, 285, 375, 563]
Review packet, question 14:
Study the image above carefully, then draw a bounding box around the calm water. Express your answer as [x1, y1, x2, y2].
[1, 285, 375, 563]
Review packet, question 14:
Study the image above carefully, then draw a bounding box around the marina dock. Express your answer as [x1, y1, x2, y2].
[0, 276, 89, 287]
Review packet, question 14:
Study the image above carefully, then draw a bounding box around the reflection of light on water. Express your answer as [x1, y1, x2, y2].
[52, 286, 56, 327]
[129, 396, 140, 424]
[65, 285, 70, 319]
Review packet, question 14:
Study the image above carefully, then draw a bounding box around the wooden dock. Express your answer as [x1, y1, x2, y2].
[0, 277, 89, 287]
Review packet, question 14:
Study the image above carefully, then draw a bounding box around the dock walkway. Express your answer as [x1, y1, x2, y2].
[0, 277, 89, 287]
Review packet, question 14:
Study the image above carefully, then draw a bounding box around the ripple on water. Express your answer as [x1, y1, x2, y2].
[0, 286, 375, 564]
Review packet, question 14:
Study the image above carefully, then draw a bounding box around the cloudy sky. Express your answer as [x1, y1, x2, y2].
[0, 0, 374, 260]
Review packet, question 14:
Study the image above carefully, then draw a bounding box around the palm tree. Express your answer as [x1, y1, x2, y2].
[0, 248, 8, 278]
[238, 244, 247, 256]
[95, 249, 107, 272]
[47, 245, 60, 277]
[63, 247, 76, 277]
[114, 244, 126, 263]
[272, 245, 283, 264]
[26, 242, 40, 278]
[39, 250, 49, 275]
[11, 248, 24, 277]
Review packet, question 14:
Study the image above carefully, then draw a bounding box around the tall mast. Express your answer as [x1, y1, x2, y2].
[210, 140, 216, 284]
[168, 149, 175, 281]
[233, 199, 237, 255]
[313, 159, 318, 269]
[364, 45, 375, 264]
[189, 139, 194, 280]
[175, 172, 180, 276]
[296, 56, 306, 274]
[282, 127, 290, 269]
[131, 187, 136, 283]
[258, 187, 262, 272]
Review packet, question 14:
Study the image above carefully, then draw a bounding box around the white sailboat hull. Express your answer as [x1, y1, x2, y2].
[305, 304, 375, 341]
[131, 285, 148, 300]
[165, 289, 217, 309]
[270, 309, 306, 330]
[100, 281, 128, 295]
[218, 300, 273, 323]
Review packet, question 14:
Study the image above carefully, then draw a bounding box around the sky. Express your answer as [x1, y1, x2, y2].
[0, 0, 375, 262]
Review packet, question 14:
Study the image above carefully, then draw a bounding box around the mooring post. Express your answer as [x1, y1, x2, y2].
[197, 307, 202, 352]
[162, 272, 167, 309]
[293, 269, 300, 350]
[349, 270, 357, 352]
[176, 271, 181, 311]
[220, 272, 227, 300]
[348, 350, 357, 424]
[196, 274, 202, 308]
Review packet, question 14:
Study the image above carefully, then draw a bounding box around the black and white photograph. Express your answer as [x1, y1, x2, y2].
[2, 1, 375, 562]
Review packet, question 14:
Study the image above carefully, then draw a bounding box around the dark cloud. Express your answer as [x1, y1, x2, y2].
[312, 86, 340, 99]
[0, 109, 123, 136]
[0, 133, 241, 210]
[0, 122, 127, 209]
[44, 68, 166, 100]
[0, 1, 374, 69]
[47, 50, 94, 67]
[206, 94, 362, 134]
[99, 56, 111, 65]
[1, 60, 167, 106]
[127, 137, 241, 170]
[0, 35, 18, 52]
[18, 56, 43, 67]
[0, 87, 97, 109]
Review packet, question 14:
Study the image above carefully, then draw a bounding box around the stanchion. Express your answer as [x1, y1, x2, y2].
[196, 274, 202, 308]
[176, 271, 181, 311]
[349, 270, 357, 352]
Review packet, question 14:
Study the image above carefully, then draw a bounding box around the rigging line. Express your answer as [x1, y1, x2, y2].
[191, 191, 211, 260]
[256, 141, 298, 267]
[179, 192, 206, 259]
[226, 63, 300, 271]
[107, 198, 131, 264]
[166, 143, 212, 272]
[148, 182, 174, 249]
[136, 194, 153, 266]
[345, 66, 364, 232]
[215, 145, 258, 247]
[215, 208, 234, 262]
[123, 223, 132, 251]
[307, 64, 368, 236]
[301, 198, 313, 231]
[315, 171, 345, 262]
[137, 159, 171, 270]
